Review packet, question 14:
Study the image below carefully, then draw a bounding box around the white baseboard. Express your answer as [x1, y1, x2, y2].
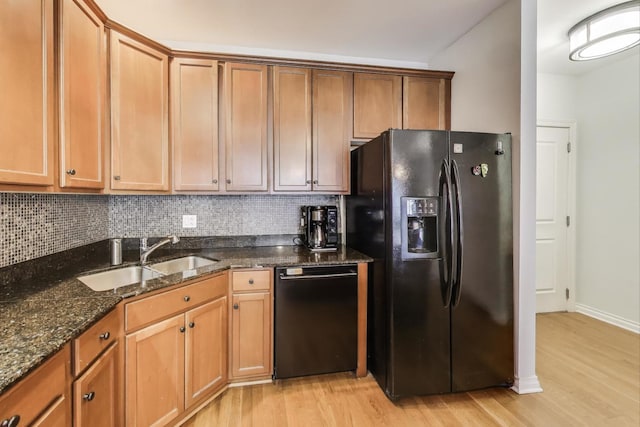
[575, 303, 640, 334]
[511, 375, 543, 394]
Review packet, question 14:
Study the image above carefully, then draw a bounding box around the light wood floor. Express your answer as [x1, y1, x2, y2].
[184, 313, 640, 426]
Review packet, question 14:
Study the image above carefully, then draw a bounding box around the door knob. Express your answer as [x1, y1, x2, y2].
[99, 332, 110, 340]
[189, 322, 195, 328]
[66, 169, 76, 175]
[184, 296, 190, 302]
[233, 303, 239, 310]
[83, 391, 95, 401]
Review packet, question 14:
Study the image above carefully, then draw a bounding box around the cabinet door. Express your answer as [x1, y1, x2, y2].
[223, 62, 268, 192]
[73, 343, 118, 427]
[172, 58, 220, 191]
[312, 70, 352, 193]
[273, 66, 312, 192]
[231, 292, 271, 378]
[31, 396, 69, 427]
[402, 76, 451, 130]
[59, 0, 105, 189]
[185, 296, 227, 408]
[0, 345, 70, 427]
[353, 73, 401, 139]
[0, 0, 54, 186]
[126, 315, 184, 427]
[110, 31, 169, 191]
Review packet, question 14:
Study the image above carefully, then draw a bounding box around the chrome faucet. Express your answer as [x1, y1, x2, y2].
[140, 235, 180, 265]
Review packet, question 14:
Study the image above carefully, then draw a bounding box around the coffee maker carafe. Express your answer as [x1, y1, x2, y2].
[301, 206, 338, 251]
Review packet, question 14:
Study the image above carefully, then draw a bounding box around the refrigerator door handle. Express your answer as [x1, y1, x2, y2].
[441, 159, 455, 308]
[451, 159, 464, 307]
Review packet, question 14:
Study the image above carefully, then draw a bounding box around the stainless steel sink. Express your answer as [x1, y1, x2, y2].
[78, 266, 164, 292]
[149, 256, 218, 276]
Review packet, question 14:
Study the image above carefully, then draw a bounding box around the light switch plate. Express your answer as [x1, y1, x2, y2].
[182, 215, 197, 228]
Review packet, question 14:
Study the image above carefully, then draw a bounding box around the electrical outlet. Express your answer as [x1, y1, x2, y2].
[182, 215, 197, 229]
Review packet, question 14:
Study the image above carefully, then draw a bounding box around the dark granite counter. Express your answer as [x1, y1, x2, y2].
[0, 239, 371, 394]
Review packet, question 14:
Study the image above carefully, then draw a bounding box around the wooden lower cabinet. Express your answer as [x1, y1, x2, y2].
[231, 292, 271, 378]
[229, 268, 272, 380]
[73, 343, 118, 427]
[185, 297, 228, 408]
[0, 344, 71, 427]
[125, 273, 228, 426]
[126, 314, 185, 427]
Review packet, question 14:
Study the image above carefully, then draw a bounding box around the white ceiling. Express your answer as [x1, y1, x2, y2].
[538, 0, 640, 75]
[95, 0, 639, 74]
[94, 0, 508, 69]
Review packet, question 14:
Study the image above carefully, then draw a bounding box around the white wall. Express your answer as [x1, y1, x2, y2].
[575, 53, 640, 328]
[431, 0, 542, 393]
[537, 73, 577, 121]
[537, 53, 640, 331]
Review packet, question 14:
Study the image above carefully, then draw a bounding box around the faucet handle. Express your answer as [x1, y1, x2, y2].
[169, 235, 180, 244]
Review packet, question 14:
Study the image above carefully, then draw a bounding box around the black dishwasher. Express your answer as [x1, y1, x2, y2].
[274, 264, 358, 379]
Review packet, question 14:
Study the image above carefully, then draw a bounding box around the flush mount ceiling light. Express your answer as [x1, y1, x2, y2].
[568, 0, 640, 61]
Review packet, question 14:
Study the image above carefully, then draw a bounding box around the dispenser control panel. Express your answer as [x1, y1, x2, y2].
[406, 198, 437, 216]
[401, 197, 440, 260]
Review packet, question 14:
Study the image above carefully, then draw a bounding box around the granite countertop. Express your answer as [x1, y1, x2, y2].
[0, 239, 371, 394]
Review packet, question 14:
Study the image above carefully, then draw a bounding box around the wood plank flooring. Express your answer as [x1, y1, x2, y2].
[183, 313, 640, 426]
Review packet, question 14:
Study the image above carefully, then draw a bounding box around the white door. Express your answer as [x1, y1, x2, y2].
[536, 125, 572, 313]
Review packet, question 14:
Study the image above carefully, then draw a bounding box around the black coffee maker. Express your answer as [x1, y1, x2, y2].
[301, 206, 338, 251]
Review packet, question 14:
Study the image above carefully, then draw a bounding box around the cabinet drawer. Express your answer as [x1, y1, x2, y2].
[231, 269, 271, 292]
[0, 344, 70, 426]
[125, 272, 227, 332]
[73, 306, 122, 376]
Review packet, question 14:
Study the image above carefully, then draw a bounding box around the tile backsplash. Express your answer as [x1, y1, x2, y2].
[0, 193, 337, 268]
[109, 194, 337, 237]
[0, 193, 109, 268]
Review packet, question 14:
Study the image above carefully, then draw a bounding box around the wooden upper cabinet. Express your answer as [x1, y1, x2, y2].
[273, 66, 312, 192]
[171, 58, 219, 191]
[59, 0, 105, 189]
[222, 62, 268, 192]
[403, 76, 451, 130]
[110, 31, 169, 191]
[0, 0, 54, 186]
[312, 70, 352, 193]
[353, 73, 402, 139]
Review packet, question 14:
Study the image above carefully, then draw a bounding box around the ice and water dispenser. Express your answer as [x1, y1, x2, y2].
[401, 197, 439, 260]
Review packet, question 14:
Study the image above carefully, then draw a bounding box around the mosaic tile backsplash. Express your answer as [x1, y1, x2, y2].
[0, 193, 109, 268]
[108, 194, 338, 238]
[1, 193, 338, 268]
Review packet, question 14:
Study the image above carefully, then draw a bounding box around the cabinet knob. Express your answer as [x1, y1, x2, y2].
[189, 322, 195, 328]
[83, 391, 95, 401]
[184, 295, 190, 302]
[212, 179, 218, 184]
[2, 415, 20, 427]
[180, 326, 186, 333]
[233, 303, 239, 310]
[99, 332, 110, 340]
[66, 169, 76, 176]
[313, 180, 318, 184]
[226, 179, 231, 184]
[113, 175, 121, 181]
[248, 279, 254, 285]
[306, 180, 311, 184]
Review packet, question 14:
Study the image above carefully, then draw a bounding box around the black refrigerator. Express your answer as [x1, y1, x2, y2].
[346, 129, 513, 400]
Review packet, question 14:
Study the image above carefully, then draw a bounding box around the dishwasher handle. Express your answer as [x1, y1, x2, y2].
[278, 272, 358, 280]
